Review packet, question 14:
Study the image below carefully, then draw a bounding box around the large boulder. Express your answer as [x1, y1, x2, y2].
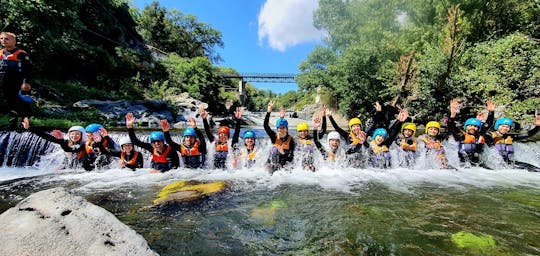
[0, 187, 157, 256]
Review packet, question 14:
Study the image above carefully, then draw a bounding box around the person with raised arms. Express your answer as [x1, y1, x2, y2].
[97, 136, 144, 171]
[22, 117, 87, 170]
[313, 116, 345, 163]
[295, 121, 316, 171]
[84, 123, 120, 170]
[327, 109, 369, 168]
[230, 107, 258, 169]
[126, 112, 179, 173]
[200, 107, 233, 169]
[264, 101, 295, 173]
[418, 121, 451, 169]
[161, 117, 207, 169]
[484, 115, 540, 172]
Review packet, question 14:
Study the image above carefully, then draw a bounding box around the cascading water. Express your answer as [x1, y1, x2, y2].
[0, 130, 539, 255]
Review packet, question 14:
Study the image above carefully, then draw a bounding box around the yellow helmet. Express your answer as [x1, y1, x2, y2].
[296, 122, 309, 132]
[401, 122, 417, 136]
[426, 121, 441, 130]
[348, 118, 362, 130]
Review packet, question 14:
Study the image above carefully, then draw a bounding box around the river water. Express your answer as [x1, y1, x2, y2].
[0, 134, 539, 255]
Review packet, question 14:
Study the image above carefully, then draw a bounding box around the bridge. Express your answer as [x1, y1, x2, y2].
[220, 73, 298, 105]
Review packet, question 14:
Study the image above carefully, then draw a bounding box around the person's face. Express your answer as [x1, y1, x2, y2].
[277, 126, 287, 137]
[402, 129, 413, 138]
[152, 140, 164, 151]
[69, 131, 82, 142]
[0, 34, 16, 49]
[375, 135, 385, 145]
[91, 132, 102, 142]
[21, 83, 31, 91]
[466, 125, 479, 134]
[351, 124, 362, 134]
[298, 130, 308, 139]
[427, 127, 439, 137]
[244, 137, 255, 147]
[218, 132, 229, 143]
[497, 124, 511, 135]
[122, 143, 133, 153]
[329, 138, 340, 150]
[183, 136, 195, 146]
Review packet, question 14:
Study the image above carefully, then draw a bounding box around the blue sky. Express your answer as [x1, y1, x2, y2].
[131, 0, 325, 94]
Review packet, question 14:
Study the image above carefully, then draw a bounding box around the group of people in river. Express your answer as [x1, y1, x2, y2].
[20, 98, 540, 173]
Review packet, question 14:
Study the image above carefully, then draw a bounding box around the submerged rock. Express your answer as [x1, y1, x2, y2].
[153, 180, 228, 206]
[0, 187, 157, 256]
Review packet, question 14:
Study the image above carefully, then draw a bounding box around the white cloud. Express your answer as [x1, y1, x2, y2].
[258, 0, 324, 51]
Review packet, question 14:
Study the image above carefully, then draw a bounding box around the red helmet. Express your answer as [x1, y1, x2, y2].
[218, 126, 230, 136]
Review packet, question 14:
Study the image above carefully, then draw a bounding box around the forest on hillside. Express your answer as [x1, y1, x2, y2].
[1, 0, 539, 127]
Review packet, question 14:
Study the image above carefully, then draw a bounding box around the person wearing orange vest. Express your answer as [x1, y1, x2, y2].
[264, 101, 295, 173]
[0, 32, 32, 130]
[201, 107, 232, 169]
[484, 116, 540, 172]
[448, 99, 495, 167]
[22, 117, 87, 170]
[98, 137, 144, 171]
[327, 111, 369, 168]
[393, 122, 418, 168]
[161, 117, 206, 169]
[418, 121, 451, 169]
[295, 121, 316, 171]
[83, 123, 120, 171]
[126, 112, 179, 173]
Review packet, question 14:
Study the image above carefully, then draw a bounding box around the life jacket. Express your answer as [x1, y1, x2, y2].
[241, 148, 257, 168]
[274, 134, 292, 150]
[85, 139, 108, 154]
[370, 141, 389, 154]
[215, 142, 229, 152]
[326, 149, 343, 162]
[67, 140, 86, 159]
[120, 151, 140, 168]
[180, 141, 202, 156]
[180, 141, 205, 168]
[490, 131, 514, 158]
[422, 137, 444, 153]
[459, 131, 485, 154]
[398, 137, 417, 152]
[152, 145, 172, 163]
[369, 141, 391, 168]
[348, 131, 361, 145]
[297, 137, 314, 153]
[0, 48, 25, 73]
[270, 134, 292, 163]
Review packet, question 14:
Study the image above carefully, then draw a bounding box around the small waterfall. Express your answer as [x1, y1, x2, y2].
[0, 131, 56, 167]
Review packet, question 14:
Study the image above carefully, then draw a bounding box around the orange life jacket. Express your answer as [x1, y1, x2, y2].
[491, 131, 513, 145]
[121, 151, 140, 166]
[216, 142, 229, 152]
[0, 48, 25, 61]
[152, 145, 172, 163]
[274, 134, 292, 150]
[180, 141, 202, 156]
[370, 141, 389, 154]
[461, 131, 485, 144]
[68, 141, 86, 159]
[85, 139, 108, 154]
[399, 137, 417, 151]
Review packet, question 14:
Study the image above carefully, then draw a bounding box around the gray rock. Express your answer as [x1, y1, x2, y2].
[0, 187, 157, 256]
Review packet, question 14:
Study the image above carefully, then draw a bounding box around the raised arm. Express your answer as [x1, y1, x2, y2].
[327, 109, 349, 139]
[126, 112, 153, 152]
[199, 107, 215, 143]
[264, 101, 277, 142]
[231, 107, 242, 147]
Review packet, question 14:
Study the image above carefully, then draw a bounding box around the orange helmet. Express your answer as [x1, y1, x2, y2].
[218, 126, 230, 136]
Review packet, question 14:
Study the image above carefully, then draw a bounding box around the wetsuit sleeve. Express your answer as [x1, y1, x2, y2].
[484, 132, 495, 146]
[447, 118, 464, 142]
[384, 119, 403, 146]
[286, 136, 295, 162]
[481, 111, 495, 134]
[18, 50, 32, 83]
[231, 117, 241, 147]
[513, 126, 540, 141]
[365, 111, 386, 136]
[136, 151, 144, 168]
[264, 112, 277, 143]
[318, 116, 327, 139]
[104, 136, 121, 153]
[202, 119, 215, 143]
[128, 128, 153, 153]
[328, 115, 349, 139]
[313, 129, 326, 156]
[164, 131, 181, 152]
[166, 146, 180, 169]
[29, 127, 65, 144]
[96, 142, 121, 157]
[195, 128, 207, 154]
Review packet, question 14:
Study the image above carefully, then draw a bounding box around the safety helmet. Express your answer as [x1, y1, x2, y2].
[217, 126, 230, 136]
[276, 118, 288, 128]
[67, 126, 87, 142]
[401, 122, 417, 136]
[149, 131, 165, 142]
[296, 122, 309, 132]
[425, 121, 441, 130]
[372, 128, 388, 140]
[118, 137, 132, 146]
[18, 90, 37, 103]
[494, 117, 513, 130]
[327, 131, 340, 143]
[464, 118, 482, 130]
[348, 118, 362, 130]
[85, 123, 103, 134]
[243, 130, 256, 139]
[183, 127, 196, 137]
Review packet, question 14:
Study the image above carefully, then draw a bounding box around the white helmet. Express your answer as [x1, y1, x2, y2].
[119, 137, 132, 146]
[327, 131, 340, 143]
[67, 126, 87, 143]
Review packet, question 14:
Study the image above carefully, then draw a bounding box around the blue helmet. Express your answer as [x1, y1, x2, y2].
[372, 128, 388, 140]
[463, 118, 482, 129]
[183, 127, 196, 137]
[276, 118, 288, 128]
[85, 123, 103, 134]
[494, 117, 513, 130]
[149, 131, 165, 142]
[243, 130, 256, 139]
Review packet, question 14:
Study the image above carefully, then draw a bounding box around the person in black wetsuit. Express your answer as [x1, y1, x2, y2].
[264, 101, 295, 174]
[160, 117, 207, 169]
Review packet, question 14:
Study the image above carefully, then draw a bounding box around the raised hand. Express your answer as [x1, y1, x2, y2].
[397, 109, 409, 122]
[125, 112, 136, 128]
[22, 117, 30, 130]
[313, 116, 321, 130]
[476, 111, 487, 122]
[357, 131, 367, 144]
[234, 107, 243, 120]
[161, 119, 170, 132]
[199, 107, 208, 120]
[188, 117, 197, 128]
[486, 100, 496, 112]
[535, 113, 540, 126]
[321, 105, 327, 116]
[374, 101, 382, 112]
[279, 107, 286, 118]
[450, 99, 460, 118]
[267, 101, 274, 113]
[51, 130, 64, 139]
[99, 127, 108, 137]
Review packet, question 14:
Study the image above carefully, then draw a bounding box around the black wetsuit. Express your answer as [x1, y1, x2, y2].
[29, 127, 86, 169]
[128, 128, 179, 172]
[0, 47, 32, 129]
[263, 112, 295, 173]
[485, 126, 539, 172]
[164, 129, 206, 169]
